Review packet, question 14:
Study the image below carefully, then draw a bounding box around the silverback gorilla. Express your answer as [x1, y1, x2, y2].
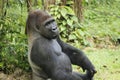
[25, 10, 96, 80]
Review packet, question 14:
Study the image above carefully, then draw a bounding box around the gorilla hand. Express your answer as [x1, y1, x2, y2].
[87, 67, 97, 79]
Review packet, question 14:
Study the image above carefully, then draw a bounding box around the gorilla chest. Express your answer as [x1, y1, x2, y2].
[48, 40, 62, 55]
[48, 40, 71, 68]
[48, 40, 71, 61]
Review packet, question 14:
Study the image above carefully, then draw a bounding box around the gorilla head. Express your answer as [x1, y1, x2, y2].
[25, 10, 59, 39]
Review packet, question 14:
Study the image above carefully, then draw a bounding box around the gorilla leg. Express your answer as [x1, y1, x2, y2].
[72, 72, 83, 80]
[32, 73, 45, 80]
[32, 73, 52, 80]
[72, 71, 94, 80]
[32, 67, 49, 80]
[32, 71, 91, 80]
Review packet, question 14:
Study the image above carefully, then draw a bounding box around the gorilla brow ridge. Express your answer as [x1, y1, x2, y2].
[44, 19, 55, 26]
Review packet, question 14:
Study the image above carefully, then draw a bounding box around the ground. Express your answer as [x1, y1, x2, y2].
[0, 68, 31, 80]
[84, 47, 120, 80]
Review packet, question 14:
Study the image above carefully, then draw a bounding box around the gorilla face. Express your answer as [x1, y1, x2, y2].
[38, 19, 59, 39]
[25, 10, 59, 39]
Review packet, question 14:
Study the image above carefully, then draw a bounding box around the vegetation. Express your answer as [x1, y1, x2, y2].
[0, 0, 120, 80]
[83, 0, 120, 47]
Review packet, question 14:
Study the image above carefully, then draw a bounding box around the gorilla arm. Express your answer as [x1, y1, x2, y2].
[57, 37, 96, 77]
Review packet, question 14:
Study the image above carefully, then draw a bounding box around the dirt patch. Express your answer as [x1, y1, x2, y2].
[0, 68, 31, 80]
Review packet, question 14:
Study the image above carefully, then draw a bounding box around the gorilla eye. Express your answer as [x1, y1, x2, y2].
[44, 19, 55, 26]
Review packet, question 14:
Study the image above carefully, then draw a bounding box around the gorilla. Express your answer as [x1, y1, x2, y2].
[25, 9, 96, 80]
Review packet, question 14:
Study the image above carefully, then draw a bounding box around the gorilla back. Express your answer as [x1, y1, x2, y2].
[25, 10, 96, 80]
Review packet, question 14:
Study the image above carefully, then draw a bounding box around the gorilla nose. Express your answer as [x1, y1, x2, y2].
[52, 27, 58, 32]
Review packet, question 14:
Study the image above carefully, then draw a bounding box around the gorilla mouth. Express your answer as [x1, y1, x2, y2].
[52, 34, 58, 39]
[51, 31, 59, 39]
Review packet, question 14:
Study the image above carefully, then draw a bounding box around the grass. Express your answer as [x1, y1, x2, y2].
[83, 46, 120, 80]
[73, 46, 120, 80]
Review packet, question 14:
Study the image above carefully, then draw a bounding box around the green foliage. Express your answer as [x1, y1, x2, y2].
[49, 4, 89, 46]
[0, 2, 30, 73]
[83, 0, 113, 6]
[83, 0, 120, 45]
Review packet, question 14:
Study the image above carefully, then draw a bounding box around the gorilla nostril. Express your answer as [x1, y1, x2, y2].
[52, 27, 57, 31]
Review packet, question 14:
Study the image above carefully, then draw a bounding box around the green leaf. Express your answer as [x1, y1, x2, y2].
[60, 25, 66, 31]
[0, 62, 4, 68]
[67, 19, 73, 27]
[57, 14, 61, 19]
[60, 8, 67, 17]
[62, 21, 67, 26]
[71, 16, 78, 22]
[64, 6, 75, 15]
[69, 34, 77, 40]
